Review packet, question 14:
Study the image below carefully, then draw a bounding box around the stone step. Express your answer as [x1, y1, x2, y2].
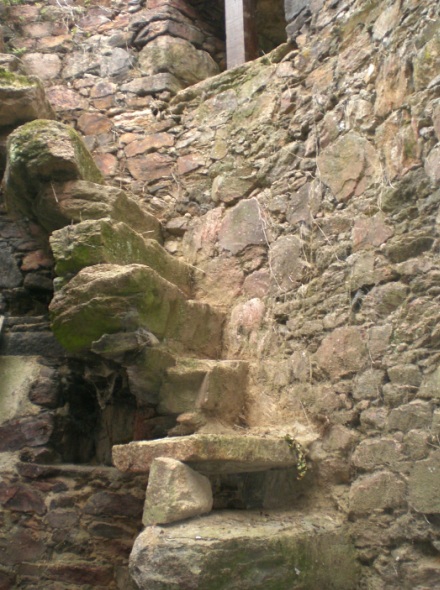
[51, 218, 193, 296]
[50, 264, 224, 357]
[113, 433, 301, 475]
[130, 510, 360, 590]
[158, 358, 248, 428]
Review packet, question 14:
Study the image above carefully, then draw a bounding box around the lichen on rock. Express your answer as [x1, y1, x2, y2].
[4, 120, 103, 221]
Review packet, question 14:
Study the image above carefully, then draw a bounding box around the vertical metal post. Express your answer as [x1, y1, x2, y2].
[225, 0, 258, 69]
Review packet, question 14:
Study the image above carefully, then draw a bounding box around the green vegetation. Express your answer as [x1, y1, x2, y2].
[0, 67, 33, 87]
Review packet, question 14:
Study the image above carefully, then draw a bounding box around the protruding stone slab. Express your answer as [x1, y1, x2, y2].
[0, 68, 55, 127]
[37, 180, 162, 241]
[51, 219, 192, 294]
[4, 120, 103, 221]
[113, 434, 300, 475]
[142, 458, 213, 526]
[50, 264, 223, 356]
[138, 36, 219, 86]
[158, 359, 248, 428]
[130, 511, 360, 590]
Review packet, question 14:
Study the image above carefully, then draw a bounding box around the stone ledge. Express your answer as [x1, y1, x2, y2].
[130, 511, 359, 590]
[113, 434, 300, 474]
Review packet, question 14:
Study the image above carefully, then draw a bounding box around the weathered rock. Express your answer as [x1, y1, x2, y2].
[317, 132, 380, 202]
[138, 35, 219, 86]
[352, 214, 393, 251]
[268, 235, 308, 291]
[349, 471, 406, 515]
[413, 28, 440, 91]
[113, 434, 302, 475]
[0, 413, 54, 452]
[157, 359, 247, 426]
[33, 180, 162, 241]
[84, 491, 143, 518]
[0, 246, 21, 288]
[50, 219, 191, 294]
[352, 438, 403, 471]
[315, 327, 367, 380]
[121, 73, 183, 96]
[353, 369, 385, 400]
[387, 364, 422, 388]
[125, 348, 176, 405]
[211, 173, 257, 205]
[0, 356, 42, 424]
[4, 120, 103, 221]
[218, 198, 266, 254]
[388, 401, 432, 432]
[91, 328, 160, 363]
[21, 53, 62, 81]
[126, 152, 174, 182]
[130, 511, 359, 590]
[379, 167, 431, 212]
[374, 54, 411, 117]
[100, 48, 134, 79]
[0, 68, 55, 128]
[50, 264, 223, 356]
[418, 367, 440, 400]
[408, 450, 440, 513]
[362, 282, 408, 317]
[142, 458, 213, 525]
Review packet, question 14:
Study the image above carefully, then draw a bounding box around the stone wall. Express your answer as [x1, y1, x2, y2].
[0, 0, 439, 588]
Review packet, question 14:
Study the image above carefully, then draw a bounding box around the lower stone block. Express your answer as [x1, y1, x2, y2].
[143, 458, 212, 526]
[130, 511, 360, 590]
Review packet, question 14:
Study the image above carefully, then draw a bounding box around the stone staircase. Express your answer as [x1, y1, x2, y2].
[1, 73, 358, 589]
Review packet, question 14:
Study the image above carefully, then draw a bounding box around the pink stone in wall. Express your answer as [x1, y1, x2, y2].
[352, 214, 393, 251]
[229, 298, 266, 336]
[21, 250, 54, 271]
[243, 269, 270, 298]
[94, 153, 118, 177]
[126, 153, 174, 182]
[77, 113, 113, 136]
[46, 87, 88, 112]
[22, 53, 62, 81]
[317, 132, 380, 202]
[315, 326, 367, 380]
[124, 133, 174, 158]
[177, 153, 205, 175]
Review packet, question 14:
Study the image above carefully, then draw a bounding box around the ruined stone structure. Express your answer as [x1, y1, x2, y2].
[0, 0, 439, 588]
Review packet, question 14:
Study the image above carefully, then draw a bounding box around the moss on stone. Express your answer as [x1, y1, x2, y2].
[0, 67, 35, 88]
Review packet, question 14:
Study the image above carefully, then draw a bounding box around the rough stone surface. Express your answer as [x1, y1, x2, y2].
[157, 359, 247, 427]
[218, 198, 266, 254]
[138, 35, 219, 86]
[130, 511, 359, 590]
[4, 120, 104, 222]
[113, 434, 301, 474]
[0, 356, 41, 424]
[51, 219, 192, 294]
[142, 457, 213, 525]
[408, 450, 440, 514]
[349, 471, 406, 516]
[0, 68, 55, 127]
[35, 180, 162, 240]
[50, 264, 223, 356]
[1, 1, 439, 589]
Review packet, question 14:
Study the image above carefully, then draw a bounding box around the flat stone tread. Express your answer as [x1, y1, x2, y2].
[112, 433, 298, 474]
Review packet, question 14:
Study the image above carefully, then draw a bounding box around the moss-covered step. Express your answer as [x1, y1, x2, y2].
[0, 67, 55, 128]
[36, 180, 162, 241]
[4, 120, 103, 221]
[51, 219, 191, 295]
[157, 358, 248, 427]
[113, 433, 302, 475]
[130, 511, 360, 590]
[50, 263, 224, 357]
